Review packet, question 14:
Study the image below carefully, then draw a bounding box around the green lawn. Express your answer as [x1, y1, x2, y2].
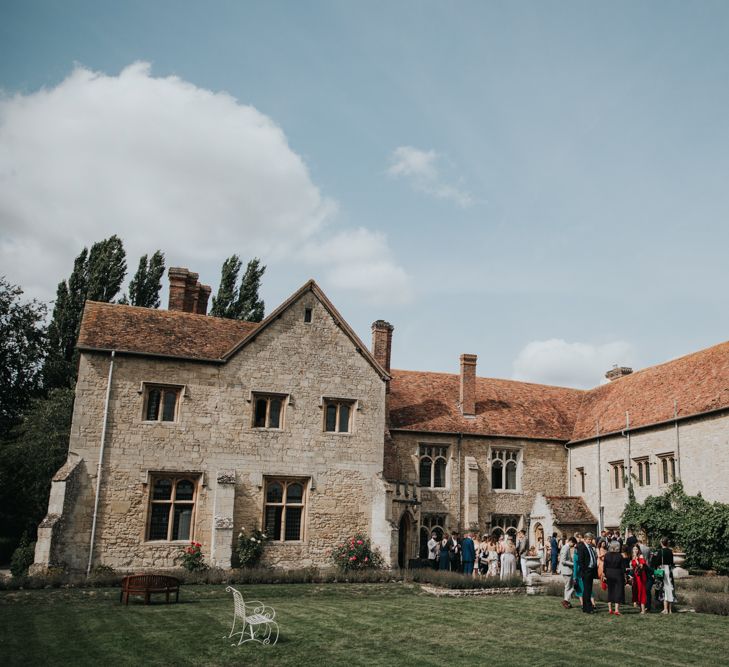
[1, 584, 727, 666]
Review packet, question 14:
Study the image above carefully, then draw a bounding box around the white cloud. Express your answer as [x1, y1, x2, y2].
[0, 62, 409, 305]
[301, 228, 412, 304]
[387, 146, 472, 207]
[511, 338, 637, 389]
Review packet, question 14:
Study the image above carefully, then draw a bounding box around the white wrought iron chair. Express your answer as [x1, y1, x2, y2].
[225, 586, 279, 647]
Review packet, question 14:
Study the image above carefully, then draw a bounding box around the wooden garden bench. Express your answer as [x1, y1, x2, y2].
[120, 574, 180, 605]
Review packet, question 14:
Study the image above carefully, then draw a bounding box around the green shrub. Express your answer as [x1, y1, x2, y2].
[87, 565, 122, 588]
[691, 592, 729, 616]
[407, 569, 524, 589]
[235, 527, 268, 568]
[10, 536, 35, 577]
[331, 534, 384, 571]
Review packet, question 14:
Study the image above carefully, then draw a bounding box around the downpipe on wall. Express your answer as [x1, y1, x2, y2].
[86, 350, 115, 577]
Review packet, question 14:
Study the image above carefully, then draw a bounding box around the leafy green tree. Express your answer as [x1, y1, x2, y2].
[0, 388, 74, 541]
[126, 251, 165, 308]
[0, 278, 47, 437]
[210, 255, 266, 321]
[43, 237, 127, 388]
[86, 235, 127, 302]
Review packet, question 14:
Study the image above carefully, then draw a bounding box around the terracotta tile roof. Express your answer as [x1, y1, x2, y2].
[569, 340, 729, 442]
[389, 370, 585, 441]
[546, 496, 597, 525]
[77, 301, 258, 361]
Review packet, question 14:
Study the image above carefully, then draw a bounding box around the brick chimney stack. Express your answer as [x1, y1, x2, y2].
[605, 365, 633, 382]
[371, 320, 394, 374]
[460, 353, 477, 417]
[167, 267, 212, 315]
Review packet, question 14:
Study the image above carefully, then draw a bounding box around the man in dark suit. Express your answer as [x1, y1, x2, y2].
[461, 532, 476, 575]
[550, 533, 559, 574]
[577, 532, 598, 613]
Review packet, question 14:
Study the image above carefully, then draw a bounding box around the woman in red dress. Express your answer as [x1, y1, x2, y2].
[630, 545, 648, 614]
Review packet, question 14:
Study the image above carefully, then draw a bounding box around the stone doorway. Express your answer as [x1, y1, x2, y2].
[398, 512, 412, 569]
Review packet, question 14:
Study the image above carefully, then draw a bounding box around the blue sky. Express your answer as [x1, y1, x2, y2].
[2, 1, 729, 387]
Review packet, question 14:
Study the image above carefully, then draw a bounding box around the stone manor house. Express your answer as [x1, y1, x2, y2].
[34, 269, 729, 572]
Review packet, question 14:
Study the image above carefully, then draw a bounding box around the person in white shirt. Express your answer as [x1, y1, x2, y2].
[427, 532, 439, 570]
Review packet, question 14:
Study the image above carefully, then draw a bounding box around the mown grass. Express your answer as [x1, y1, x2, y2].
[1, 583, 728, 666]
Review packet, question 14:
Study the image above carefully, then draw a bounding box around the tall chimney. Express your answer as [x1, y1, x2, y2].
[182, 272, 200, 313]
[196, 285, 212, 315]
[605, 365, 633, 382]
[168, 267, 189, 311]
[371, 320, 394, 374]
[460, 353, 477, 417]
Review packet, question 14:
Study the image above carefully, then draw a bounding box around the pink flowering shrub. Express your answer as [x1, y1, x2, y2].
[331, 533, 384, 572]
[180, 541, 208, 572]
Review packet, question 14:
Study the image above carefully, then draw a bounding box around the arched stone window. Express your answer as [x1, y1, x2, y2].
[491, 449, 521, 491]
[418, 445, 448, 488]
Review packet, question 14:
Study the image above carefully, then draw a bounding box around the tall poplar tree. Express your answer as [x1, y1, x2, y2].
[126, 251, 166, 308]
[210, 255, 266, 322]
[43, 236, 127, 389]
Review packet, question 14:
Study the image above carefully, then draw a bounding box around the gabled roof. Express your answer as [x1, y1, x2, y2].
[389, 370, 585, 441]
[569, 339, 729, 443]
[545, 496, 597, 525]
[77, 280, 389, 379]
[77, 301, 258, 361]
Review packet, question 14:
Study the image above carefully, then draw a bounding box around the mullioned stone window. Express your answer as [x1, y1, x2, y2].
[491, 449, 519, 491]
[418, 445, 448, 488]
[143, 384, 182, 422]
[633, 457, 651, 487]
[323, 398, 354, 433]
[610, 460, 626, 490]
[146, 475, 199, 541]
[264, 478, 307, 541]
[658, 453, 676, 485]
[252, 393, 286, 429]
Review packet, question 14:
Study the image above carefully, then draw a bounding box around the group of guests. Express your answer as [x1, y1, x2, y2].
[558, 530, 677, 615]
[426, 529, 528, 580]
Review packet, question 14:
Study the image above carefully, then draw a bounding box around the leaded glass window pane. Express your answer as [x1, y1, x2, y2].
[268, 398, 282, 428]
[325, 404, 337, 432]
[420, 457, 432, 487]
[172, 506, 192, 540]
[338, 404, 350, 432]
[176, 479, 194, 501]
[265, 506, 282, 540]
[506, 461, 517, 490]
[285, 507, 302, 540]
[146, 388, 161, 421]
[153, 478, 172, 500]
[492, 460, 503, 490]
[149, 504, 170, 540]
[254, 399, 267, 428]
[162, 390, 177, 421]
[433, 458, 446, 488]
[266, 481, 283, 503]
[286, 483, 303, 503]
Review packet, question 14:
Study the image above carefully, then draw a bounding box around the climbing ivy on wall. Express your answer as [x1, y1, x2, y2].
[621, 482, 729, 574]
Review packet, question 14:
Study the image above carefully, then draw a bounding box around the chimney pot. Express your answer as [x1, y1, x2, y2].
[182, 272, 200, 313]
[460, 353, 477, 417]
[605, 365, 633, 382]
[196, 285, 212, 315]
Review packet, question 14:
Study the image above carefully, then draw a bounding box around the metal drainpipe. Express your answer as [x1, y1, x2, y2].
[674, 399, 681, 480]
[596, 421, 602, 532]
[87, 350, 115, 577]
[457, 433, 462, 530]
[566, 441, 571, 496]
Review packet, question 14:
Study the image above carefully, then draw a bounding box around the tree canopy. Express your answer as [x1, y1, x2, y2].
[126, 251, 166, 308]
[210, 255, 265, 321]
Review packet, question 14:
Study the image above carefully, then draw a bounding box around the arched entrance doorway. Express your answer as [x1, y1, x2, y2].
[398, 512, 412, 569]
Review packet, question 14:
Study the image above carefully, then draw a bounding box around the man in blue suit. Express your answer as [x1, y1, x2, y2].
[550, 533, 559, 574]
[461, 531, 476, 575]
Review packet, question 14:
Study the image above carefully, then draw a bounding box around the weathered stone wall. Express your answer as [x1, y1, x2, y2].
[389, 431, 567, 536]
[42, 292, 387, 572]
[568, 410, 729, 528]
